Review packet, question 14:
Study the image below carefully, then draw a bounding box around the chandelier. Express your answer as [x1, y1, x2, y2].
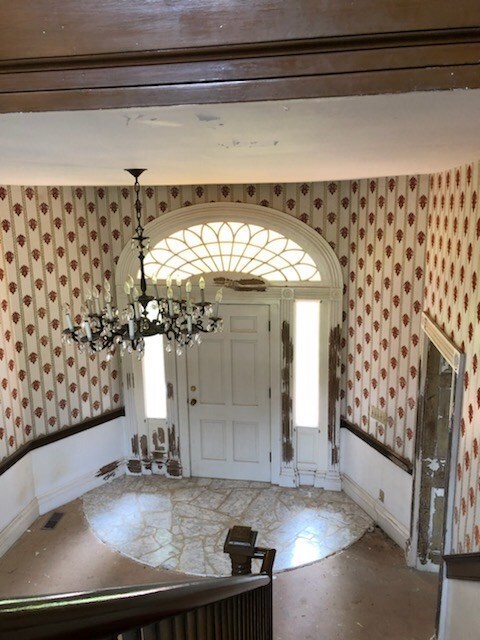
[62, 169, 223, 359]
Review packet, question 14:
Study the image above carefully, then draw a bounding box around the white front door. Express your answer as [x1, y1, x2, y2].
[187, 304, 271, 481]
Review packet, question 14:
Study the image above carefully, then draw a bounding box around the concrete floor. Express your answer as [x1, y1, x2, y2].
[0, 498, 438, 640]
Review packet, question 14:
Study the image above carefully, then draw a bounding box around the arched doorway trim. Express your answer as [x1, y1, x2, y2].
[116, 202, 343, 290]
[116, 202, 343, 489]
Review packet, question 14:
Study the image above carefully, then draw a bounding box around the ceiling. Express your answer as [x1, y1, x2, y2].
[2, 89, 480, 186]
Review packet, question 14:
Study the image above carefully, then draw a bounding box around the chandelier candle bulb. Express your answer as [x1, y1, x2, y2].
[151, 275, 159, 297]
[199, 276, 205, 303]
[167, 286, 174, 316]
[84, 320, 93, 341]
[176, 277, 182, 299]
[132, 287, 140, 319]
[92, 288, 101, 314]
[214, 289, 223, 317]
[186, 280, 192, 303]
[63, 304, 74, 331]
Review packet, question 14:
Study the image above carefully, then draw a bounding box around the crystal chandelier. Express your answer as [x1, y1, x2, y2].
[62, 169, 223, 359]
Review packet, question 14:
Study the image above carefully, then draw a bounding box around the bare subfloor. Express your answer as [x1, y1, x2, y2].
[0, 499, 437, 640]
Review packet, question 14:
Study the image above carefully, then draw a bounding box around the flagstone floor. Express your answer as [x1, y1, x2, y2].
[82, 475, 373, 576]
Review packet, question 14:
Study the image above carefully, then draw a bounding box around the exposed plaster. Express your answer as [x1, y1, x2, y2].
[127, 459, 142, 473]
[281, 320, 294, 463]
[328, 325, 342, 466]
[131, 434, 139, 456]
[140, 434, 148, 459]
[166, 424, 182, 477]
[95, 460, 120, 481]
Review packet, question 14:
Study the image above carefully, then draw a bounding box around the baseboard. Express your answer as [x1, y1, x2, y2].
[341, 472, 409, 550]
[37, 462, 126, 515]
[0, 498, 39, 557]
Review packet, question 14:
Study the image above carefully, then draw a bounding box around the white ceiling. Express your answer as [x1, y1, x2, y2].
[2, 89, 480, 186]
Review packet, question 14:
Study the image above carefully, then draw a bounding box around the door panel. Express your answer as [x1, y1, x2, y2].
[200, 420, 227, 461]
[233, 421, 259, 462]
[188, 304, 270, 481]
[197, 341, 225, 405]
[231, 340, 258, 406]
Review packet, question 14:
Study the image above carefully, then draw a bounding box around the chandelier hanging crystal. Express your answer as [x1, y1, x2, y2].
[62, 169, 223, 359]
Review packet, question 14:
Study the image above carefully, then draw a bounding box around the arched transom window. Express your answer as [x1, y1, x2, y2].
[144, 221, 321, 282]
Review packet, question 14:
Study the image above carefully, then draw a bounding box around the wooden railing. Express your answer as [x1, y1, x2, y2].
[0, 527, 275, 640]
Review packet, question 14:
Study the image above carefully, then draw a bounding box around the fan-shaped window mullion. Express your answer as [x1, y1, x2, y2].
[147, 221, 321, 281]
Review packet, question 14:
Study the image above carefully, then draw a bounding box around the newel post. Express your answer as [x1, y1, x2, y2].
[223, 525, 258, 575]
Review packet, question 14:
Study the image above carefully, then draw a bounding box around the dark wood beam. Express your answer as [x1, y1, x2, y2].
[0, 1, 479, 112]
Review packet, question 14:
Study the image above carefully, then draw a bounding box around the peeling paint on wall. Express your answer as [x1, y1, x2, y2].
[166, 424, 182, 477]
[131, 434, 139, 456]
[328, 325, 342, 465]
[140, 434, 148, 459]
[152, 426, 166, 451]
[127, 459, 142, 474]
[281, 320, 294, 463]
[95, 460, 120, 480]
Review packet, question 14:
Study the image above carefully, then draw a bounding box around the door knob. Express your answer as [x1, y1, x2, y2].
[190, 398, 197, 406]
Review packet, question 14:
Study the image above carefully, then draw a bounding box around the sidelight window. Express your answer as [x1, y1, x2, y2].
[294, 300, 320, 428]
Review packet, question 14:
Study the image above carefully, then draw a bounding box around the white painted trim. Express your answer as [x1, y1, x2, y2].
[0, 498, 39, 557]
[279, 466, 298, 487]
[116, 203, 343, 290]
[342, 472, 409, 550]
[421, 312, 463, 373]
[115, 201, 344, 487]
[316, 470, 342, 491]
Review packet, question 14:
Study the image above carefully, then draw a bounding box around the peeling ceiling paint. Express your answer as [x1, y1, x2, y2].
[1, 90, 480, 185]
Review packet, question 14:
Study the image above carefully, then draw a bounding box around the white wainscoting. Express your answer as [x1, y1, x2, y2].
[439, 578, 480, 640]
[0, 416, 127, 557]
[340, 427, 413, 550]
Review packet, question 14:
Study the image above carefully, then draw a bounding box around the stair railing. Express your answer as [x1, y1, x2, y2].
[0, 525, 275, 640]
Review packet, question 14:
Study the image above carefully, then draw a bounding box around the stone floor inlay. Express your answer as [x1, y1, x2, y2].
[82, 476, 373, 577]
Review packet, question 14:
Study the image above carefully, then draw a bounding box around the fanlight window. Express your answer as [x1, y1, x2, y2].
[143, 222, 321, 282]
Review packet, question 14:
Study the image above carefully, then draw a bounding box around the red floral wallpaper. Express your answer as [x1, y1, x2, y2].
[0, 177, 428, 466]
[424, 162, 480, 553]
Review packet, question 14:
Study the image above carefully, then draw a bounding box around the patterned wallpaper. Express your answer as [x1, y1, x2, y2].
[0, 177, 428, 465]
[424, 161, 480, 553]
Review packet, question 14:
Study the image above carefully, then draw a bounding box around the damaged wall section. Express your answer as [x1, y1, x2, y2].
[281, 320, 294, 463]
[329, 325, 342, 466]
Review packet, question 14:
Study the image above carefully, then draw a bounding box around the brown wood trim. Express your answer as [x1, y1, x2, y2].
[0, 574, 270, 640]
[2, 0, 480, 61]
[3, 42, 479, 95]
[444, 552, 480, 581]
[2, 27, 480, 72]
[1, 63, 479, 114]
[0, 27, 479, 112]
[340, 418, 413, 474]
[0, 408, 125, 478]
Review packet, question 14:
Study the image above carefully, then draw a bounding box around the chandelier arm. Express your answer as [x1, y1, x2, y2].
[62, 168, 223, 359]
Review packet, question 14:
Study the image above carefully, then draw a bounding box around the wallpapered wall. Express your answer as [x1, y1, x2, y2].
[424, 161, 480, 554]
[0, 176, 428, 465]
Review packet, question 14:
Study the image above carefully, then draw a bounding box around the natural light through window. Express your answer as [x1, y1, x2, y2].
[143, 222, 321, 282]
[143, 334, 167, 419]
[294, 300, 320, 428]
